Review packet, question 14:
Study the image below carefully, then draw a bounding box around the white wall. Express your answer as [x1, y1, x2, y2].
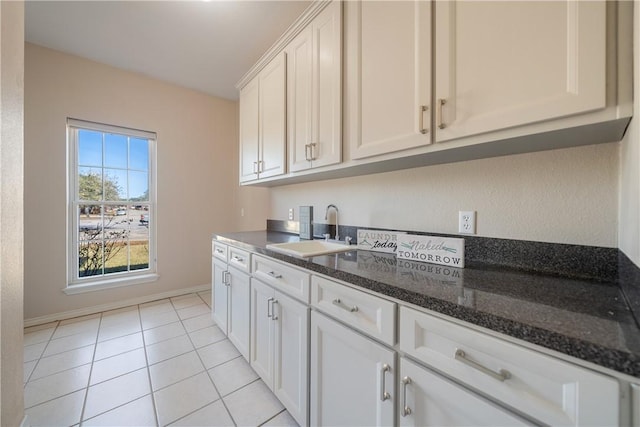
[1, 1, 25, 425]
[271, 142, 619, 247]
[619, 3, 640, 268]
[24, 44, 268, 320]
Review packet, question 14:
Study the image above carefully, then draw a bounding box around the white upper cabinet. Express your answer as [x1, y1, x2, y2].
[287, 1, 342, 172]
[434, 1, 606, 142]
[346, 0, 431, 160]
[239, 53, 287, 183]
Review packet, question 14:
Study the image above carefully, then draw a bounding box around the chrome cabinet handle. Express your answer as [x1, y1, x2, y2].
[215, 248, 224, 254]
[253, 161, 258, 174]
[454, 349, 511, 382]
[332, 298, 358, 313]
[401, 376, 412, 417]
[419, 105, 428, 134]
[305, 144, 311, 161]
[267, 297, 274, 318]
[380, 363, 391, 401]
[437, 98, 446, 129]
[309, 143, 317, 160]
[232, 255, 244, 262]
[258, 160, 263, 173]
[267, 271, 282, 279]
[224, 271, 231, 286]
[271, 299, 278, 321]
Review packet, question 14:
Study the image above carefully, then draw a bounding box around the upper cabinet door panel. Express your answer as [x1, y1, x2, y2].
[348, 0, 431, 160]
[287, 27, 314, 173]
[434, 1, 606, 142]
[287, 1, 342, 173]
[239, 78, 260, 183]
[312, 0, 342, 169]
[259, 52, 287, 179]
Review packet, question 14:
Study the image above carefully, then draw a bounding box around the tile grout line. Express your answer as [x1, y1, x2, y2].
[77, 312, 104, 426]
[171, 293, 239, 427]
[138, 302, 161, 427]
[23, 320, 61, 387]
[259, 408, 289, 426]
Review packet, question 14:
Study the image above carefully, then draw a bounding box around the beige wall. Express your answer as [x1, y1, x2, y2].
[1, 1, 25, 425]
[24, 44, 266, 320]
[271, 142, 619, 247]
[619, 3, 640, 267]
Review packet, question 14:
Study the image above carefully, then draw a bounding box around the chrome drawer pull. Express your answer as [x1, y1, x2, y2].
[419, 105, 428, 134]
[437, 98, 447, 129]
[215, 248, 224, 254]
[223, 271, 230, 286]
[332, 298, 358, 313]
[271, 299, 278, 321]
[232, 255, 244, 262]
[454, 349, 511, 382]
[401, 376, 412, 417]
[380, 363, 391, 401]
[267, 297, 274, 318]
[267, 271, 282, 279]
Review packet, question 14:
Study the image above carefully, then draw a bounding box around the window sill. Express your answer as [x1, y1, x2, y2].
[64, 273, 159, 295]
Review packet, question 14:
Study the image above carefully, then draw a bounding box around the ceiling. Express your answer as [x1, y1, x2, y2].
[25, 1, 312, 100]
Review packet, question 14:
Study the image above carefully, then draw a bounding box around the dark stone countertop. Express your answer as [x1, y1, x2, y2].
[213, 230, 640, 378]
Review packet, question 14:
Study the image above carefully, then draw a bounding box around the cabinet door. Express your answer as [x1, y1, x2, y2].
[288, 1, 342, 173]
[287, 26, 314, 172]
[273, 290, 309, 426]
[310, 0, 342, 169]
[212, 258, 228, 333]
[347, 0, 431, 160]
[399, 358, 528, 427]
[227, 267, 250, 361]
[434, 1, 606, 142]
[239, 77, 260, 183]
[259, 52, 287, 179]
[250, 278, 275, 386]
[310, 311, 395, 427]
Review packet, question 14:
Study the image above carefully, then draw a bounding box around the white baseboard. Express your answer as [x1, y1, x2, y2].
[24, 284, 211, 328]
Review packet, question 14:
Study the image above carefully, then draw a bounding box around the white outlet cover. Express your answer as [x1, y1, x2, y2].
[458, 211, 476, 234]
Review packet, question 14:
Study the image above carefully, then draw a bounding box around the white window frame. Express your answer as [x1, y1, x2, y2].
[66, 118, 158, 294]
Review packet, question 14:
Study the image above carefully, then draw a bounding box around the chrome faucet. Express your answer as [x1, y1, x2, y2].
[325, 204, 339, 241]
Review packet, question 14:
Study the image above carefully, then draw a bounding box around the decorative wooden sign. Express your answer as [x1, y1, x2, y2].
[397, 234, 465, 268]
[357, 229, 405, 253]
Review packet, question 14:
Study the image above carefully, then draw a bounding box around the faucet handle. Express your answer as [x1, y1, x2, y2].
[323, 233, 330, 241]
[345, 236, 353, 245]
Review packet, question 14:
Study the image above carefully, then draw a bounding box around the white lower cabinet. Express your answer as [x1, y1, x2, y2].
[212, 258, 228, 332]
[310, 310, 395, 427]
[250, 278, 309, 426]
[212, 259, 250, 361]
[212, 241, 625, 427]
[400, 306, 620, 426]
[399, 357, 528, 426]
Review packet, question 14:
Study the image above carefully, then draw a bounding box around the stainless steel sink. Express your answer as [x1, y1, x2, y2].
[266, 240, 352, 258]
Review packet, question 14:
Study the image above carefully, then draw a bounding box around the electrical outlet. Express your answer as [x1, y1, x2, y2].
[458, 211, 476, 234]
[288, 208, 294, 220]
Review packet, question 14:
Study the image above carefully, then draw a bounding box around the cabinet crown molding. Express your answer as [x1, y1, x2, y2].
[235, 0, 333, 90]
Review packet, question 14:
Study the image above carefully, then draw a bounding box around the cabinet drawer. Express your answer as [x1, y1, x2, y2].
[312, 275, 396, 346]
[212, 241, 228, 262]
[228, 247, 250, 273]
[252, 255, 310, 303]
[399, 306, 619, 426]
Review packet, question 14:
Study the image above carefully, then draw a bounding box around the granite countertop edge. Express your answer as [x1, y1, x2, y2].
[213, 232, 640, 378]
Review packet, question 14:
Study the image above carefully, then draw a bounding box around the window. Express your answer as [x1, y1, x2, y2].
[67, 119, 157, 292]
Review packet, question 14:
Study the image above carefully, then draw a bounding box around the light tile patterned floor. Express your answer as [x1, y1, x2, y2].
[23, 291, 299, 427]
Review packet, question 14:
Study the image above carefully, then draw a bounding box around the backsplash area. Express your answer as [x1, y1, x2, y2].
[266, 219, 619, 282]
